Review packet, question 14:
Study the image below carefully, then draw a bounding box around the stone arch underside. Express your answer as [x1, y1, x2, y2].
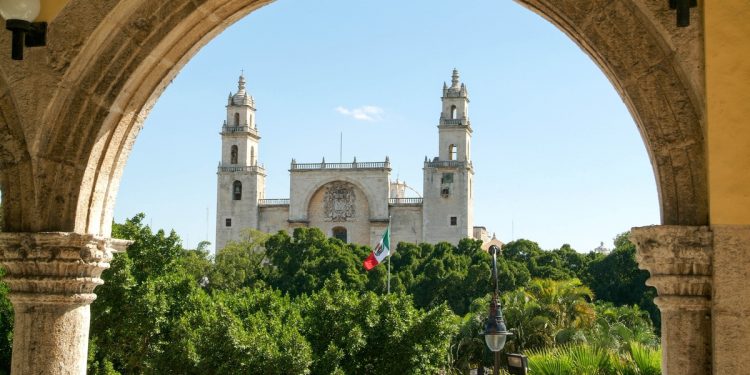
[0, 0, 707, 236]
[517, 0, 708, 226]
[0, 76, 33, 232]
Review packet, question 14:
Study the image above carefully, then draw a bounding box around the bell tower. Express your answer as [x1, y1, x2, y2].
[215, 74, 266, 251]
[422, 69, 474, 244]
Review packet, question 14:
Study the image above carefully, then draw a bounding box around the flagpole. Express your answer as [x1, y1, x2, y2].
[387, 255, 391, 294]
[387, 216, 391, 294]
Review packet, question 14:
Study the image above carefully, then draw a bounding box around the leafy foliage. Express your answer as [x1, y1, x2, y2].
[0, 268, 11, 375]
[527, 343, 661, 375]
[587, 233, 660, 330]
[0, 214, 661, 374]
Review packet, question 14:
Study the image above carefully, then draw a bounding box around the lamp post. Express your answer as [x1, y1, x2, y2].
[483, 245, 512, 375]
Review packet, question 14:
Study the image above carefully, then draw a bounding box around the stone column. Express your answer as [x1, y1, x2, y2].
[630, 225, 712, 375]
[0, 233, 130, 375]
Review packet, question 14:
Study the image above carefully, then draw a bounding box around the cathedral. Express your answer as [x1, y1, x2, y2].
[215, 70, 497, 251]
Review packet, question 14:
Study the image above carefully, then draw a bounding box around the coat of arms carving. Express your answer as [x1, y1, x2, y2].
[323, 182, 356, 222]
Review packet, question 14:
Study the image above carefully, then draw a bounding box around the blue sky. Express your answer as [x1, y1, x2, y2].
[114, 0, 659, 253]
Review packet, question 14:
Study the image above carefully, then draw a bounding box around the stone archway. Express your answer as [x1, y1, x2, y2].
[0, 0, 710, 373]
[0, 0, 707, 237]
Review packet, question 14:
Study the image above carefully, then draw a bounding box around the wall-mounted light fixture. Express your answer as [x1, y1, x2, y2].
[669, 0, 697, 27]
[0, 0, 46, 60]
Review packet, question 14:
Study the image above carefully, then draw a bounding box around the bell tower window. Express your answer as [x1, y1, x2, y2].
[448, 144, 457, 161]
[234, 113, 240, 126]
[450, 105, 457, 119]
[332, 227, 347, 242]
[233, 181, 242, 200]
[230, 145, 238, 164]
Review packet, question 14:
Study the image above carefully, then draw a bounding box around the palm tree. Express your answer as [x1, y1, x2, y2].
[503, 279, 596, 350]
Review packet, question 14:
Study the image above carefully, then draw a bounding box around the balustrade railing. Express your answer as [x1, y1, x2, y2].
[218, 165, 265, 172]
[441, 119, 466, 126]
[291, 161, 390, 170]
[258, 198, 290, 206]
[389, 197, 423, 205]
[222, 125, 259, 135]
[424, 160, 471, 168]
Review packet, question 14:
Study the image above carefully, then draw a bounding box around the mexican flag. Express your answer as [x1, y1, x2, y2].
[363, 226, 390, 271]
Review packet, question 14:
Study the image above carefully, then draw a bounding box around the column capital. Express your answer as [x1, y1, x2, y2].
[0, 232, 131, 306]
[630, 225, 712, 311]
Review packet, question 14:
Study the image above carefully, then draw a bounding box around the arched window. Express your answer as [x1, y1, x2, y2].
[449, 144, 457, 161]
[250, 146, 255, 165]
[450, 105, 457, 119]
[230, 145, 238, 164]
[233, 181, 242, 200]
[234, 113, 240, 126]
[332, 227, 347, 242]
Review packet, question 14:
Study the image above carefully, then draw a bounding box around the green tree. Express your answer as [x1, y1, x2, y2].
[209, 229, 270, 291]
[502, 278, 596, 351]
[0, 267, 11, 375]
[264, 228, 379, 296]
[586, 232, 659, 329]
[584, 302, 658, 352]
[189, 288, 313, 374]
[89, 213, 203, 373]
[300, 278, 459, 375]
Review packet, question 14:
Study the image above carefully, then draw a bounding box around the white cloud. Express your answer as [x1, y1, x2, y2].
[335, 105, 384, 122]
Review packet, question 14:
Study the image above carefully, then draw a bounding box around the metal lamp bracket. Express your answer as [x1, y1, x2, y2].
[669, 0, 698, 27]
[25, 22, 46, 47]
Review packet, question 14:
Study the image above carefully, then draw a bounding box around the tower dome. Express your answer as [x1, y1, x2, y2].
[230, 74, 255, 106]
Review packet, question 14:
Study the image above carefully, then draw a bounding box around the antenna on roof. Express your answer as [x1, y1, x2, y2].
[340, 131, 343, 163]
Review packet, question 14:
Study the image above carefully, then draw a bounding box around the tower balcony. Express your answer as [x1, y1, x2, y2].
[221, 125, 259, 137]
[424, 160, 473, 170]
[440, 118, 470, 126]
[218, 165, 266, 173]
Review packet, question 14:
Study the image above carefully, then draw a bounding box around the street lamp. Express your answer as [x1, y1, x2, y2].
[483, 245, 512, 375]
[0, 0, 46, 60]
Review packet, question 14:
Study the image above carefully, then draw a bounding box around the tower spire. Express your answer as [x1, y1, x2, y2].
[451, 68, 460, 88]
[237, 73, 247, 95]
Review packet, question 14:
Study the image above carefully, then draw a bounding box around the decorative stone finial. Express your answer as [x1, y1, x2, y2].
[451, 68, 460, 88]
[237, 74, 247, 94]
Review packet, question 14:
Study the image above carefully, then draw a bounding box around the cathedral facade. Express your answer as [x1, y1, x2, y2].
[215, 70, 493, 251]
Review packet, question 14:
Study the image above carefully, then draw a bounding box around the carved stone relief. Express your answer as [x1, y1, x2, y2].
[323, 182, 356, 222]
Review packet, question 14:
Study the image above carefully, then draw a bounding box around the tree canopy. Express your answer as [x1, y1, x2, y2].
[0, 214, 660, 374]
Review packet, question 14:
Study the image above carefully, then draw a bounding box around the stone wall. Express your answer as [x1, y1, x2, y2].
[258, 205, 289, 234]
[390, 205, 423, 246]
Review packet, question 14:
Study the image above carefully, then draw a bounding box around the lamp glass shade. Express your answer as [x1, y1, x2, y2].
[0, 0, 40, 22]
[484, 333, 507, 352]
